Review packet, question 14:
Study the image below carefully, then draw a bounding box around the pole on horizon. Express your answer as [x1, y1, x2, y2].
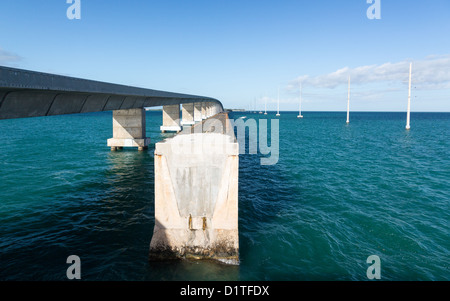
[276, 86, 281, 117]
[406, 62, 412, 130]
[264, 97, 268, 115]
[259, 96, 263, 114]
[346, 76, 350, 124]
[297, 83, 303, 118]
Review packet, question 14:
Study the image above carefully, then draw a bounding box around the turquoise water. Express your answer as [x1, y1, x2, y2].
[0, 111, 448, 280]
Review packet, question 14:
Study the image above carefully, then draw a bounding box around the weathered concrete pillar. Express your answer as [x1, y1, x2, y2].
[206, 103, 211, 118]
[181, 103, 195, 126]
[150, 115, 239, 264]
[194, 103, 203, 123]
[201, 102, 207, 120]
[160, 105, 181, 133]
[107, 108, 150, 151]
[212, 104, 220, 116]
[209, 102, 214, 117]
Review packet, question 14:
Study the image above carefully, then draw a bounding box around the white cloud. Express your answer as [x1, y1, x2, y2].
[0, 48, 22, 64]
[288, 55, 450, 90]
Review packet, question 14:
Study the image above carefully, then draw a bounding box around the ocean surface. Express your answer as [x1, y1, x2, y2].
[0, 111, 448, 281]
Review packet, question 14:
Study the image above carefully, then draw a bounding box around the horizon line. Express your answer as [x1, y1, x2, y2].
[226, 110, 450, 113]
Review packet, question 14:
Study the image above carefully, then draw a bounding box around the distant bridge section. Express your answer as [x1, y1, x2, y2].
[0, 66, 223, 120]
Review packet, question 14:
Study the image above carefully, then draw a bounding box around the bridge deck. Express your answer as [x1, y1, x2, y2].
[0, 66, 222, 120]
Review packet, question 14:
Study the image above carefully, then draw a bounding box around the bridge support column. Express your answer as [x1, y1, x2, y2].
[150, 118, 239, 264]
[201, 103, 207, 120]
[107, 108, 150, 151]
[205, 103, 210, 118]
[160, 105, 181, 133]
[212, 103, 220, 116]
[194, 103, 203, 123]
[209, 102, 214, 117]
[181, 103, 195, 127]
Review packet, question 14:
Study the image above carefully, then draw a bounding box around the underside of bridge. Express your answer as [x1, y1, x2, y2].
[0, 66, 223, 120]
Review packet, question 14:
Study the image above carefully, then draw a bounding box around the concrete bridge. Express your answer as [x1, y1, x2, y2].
[0, 66, 239, 264]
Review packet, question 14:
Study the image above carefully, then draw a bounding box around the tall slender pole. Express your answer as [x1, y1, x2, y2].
[276, 87, 280, 116]
[264, 97, 267, 115]
[346, 76, 350, 124]
[406, 62, 412, 130]
[298, 83, 303, 118]
[259, 96, 263, 114]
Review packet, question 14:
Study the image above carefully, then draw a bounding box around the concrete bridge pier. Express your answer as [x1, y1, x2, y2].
[212, 103, 221, 116]
[201, 102, 206, 120]
[181, 103, 195, 127]
[150, 113, 239, 264]
[107, 108, 150, 151]
[210, 104, 215, 117]
[204, 103, 209, 118]
[194, 103, 203, 123]
[207, 103, 216, 117]
[161, 105, 182, 133]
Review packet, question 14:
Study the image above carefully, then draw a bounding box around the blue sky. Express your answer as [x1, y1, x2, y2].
[1, 0, 449, 111]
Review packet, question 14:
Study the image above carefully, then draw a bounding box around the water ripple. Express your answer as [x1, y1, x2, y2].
[0, 112, 449, 280]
